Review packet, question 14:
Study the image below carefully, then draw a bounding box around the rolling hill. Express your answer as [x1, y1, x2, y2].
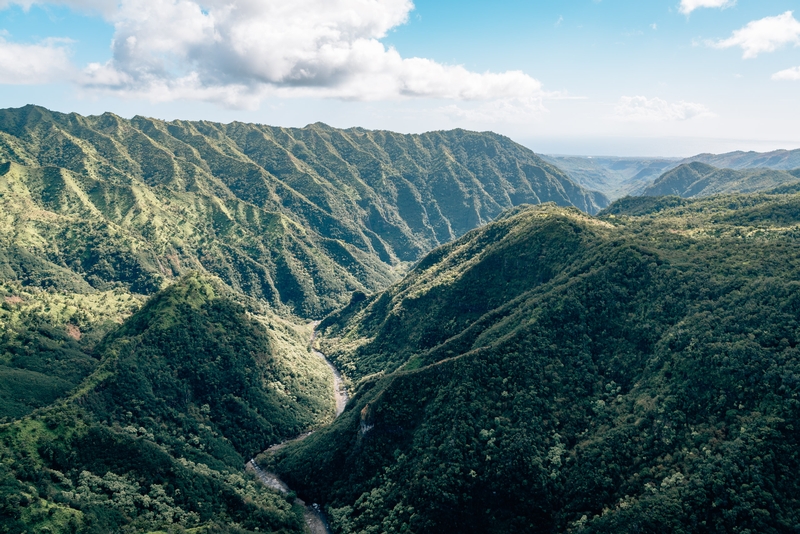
[539, 155, 679, 199]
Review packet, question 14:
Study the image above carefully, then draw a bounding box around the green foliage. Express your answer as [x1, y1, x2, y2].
[0, 275, 333, 533]
[86, 275, 333, 463]
[0, 281, 144, 420]
[275, 196, 800, 533]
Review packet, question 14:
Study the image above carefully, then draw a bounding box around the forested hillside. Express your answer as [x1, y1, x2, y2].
[641, 161, 800, 198]
[270, 194, 800, 533]
[0, 105, 606, 317]
[0, 274, 330, 533]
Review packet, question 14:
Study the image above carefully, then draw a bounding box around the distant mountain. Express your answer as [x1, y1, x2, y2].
[0, 275, 327, 533]
[0, 105, 607, 316]
[683, 148, 800, 170]
[270, 197, 800, 533]
[541, 148, 800, 201]
[539, 155, 680, 199]
[641, 161, 800, 198]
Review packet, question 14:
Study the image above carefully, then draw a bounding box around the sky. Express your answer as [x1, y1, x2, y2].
[0, 0, 799, 156]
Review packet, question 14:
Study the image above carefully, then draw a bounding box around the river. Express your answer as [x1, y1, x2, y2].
[247, 323, 348, 534]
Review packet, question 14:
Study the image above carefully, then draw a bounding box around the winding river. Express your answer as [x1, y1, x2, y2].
[247, 323, 348, 534]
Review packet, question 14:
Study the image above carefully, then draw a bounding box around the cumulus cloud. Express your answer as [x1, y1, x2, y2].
[772, 66, 800, 81]
[0, 36, 75, 84]
[615, 96, 713, 122]
[679, 0, 735, 15]
[709, 11, 800, 59]
[1, 0, 547, 108]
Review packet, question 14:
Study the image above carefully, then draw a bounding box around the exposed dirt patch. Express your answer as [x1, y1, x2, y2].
[66, 324, 82, 340]
[4, 296, 22, 304]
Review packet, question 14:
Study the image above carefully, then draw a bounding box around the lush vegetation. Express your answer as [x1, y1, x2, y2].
[270, 194, 800, 533]
[0, 280, 145, 421]
[642, 161, 800, 198]
[0, 104, 613, 533]
[5, 103, 800, 533]
[0, 105, 605, 317]
[0, 274, 334, 533]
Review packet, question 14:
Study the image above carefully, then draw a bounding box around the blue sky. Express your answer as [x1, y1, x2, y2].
[0, 0, 798, 156]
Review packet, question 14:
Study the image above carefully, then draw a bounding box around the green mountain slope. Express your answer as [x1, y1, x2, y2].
[270, 197, 800, 533]
[640, 161, 800, 198]
[0, 274, 332, 533]
[0, 277, 146, 421]
[0, 105, 607, 317]
[683, 148, 800, 170]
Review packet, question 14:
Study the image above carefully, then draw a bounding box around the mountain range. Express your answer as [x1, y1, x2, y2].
[640, 161, 800, 198]
[538, 155, 679, 199]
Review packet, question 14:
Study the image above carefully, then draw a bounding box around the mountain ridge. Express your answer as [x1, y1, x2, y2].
[0, 104, 607, 317]
[640, 161, 800, 198]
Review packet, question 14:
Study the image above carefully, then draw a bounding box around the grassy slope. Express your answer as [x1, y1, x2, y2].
[0, 105, 606, 317]
[0, 274, 333, 533]
[0, 278, 145, 421]
[272, 196, 800, 533]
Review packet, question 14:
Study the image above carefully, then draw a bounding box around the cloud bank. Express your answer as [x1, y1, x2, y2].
[615, 96, 713, 122]
[0, 36, 75, 84]
[772, 66, 800, 81]
[0, 0, 545, 108]
[710, 11, 800, 59]
[679, 0, 735, 16]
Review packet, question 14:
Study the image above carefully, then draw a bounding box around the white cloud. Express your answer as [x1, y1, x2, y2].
[615, 96, 713, 122]
[440, 96, 546, 124]
[0, 37, 76, 84]
[772, 66, 800, 81]
[1, 0, 547, 108]
[679, 0, 735, 16]
[710, 11, 800, 59]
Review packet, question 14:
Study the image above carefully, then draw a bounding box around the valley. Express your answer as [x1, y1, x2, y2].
[0, 105, 799, 533]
